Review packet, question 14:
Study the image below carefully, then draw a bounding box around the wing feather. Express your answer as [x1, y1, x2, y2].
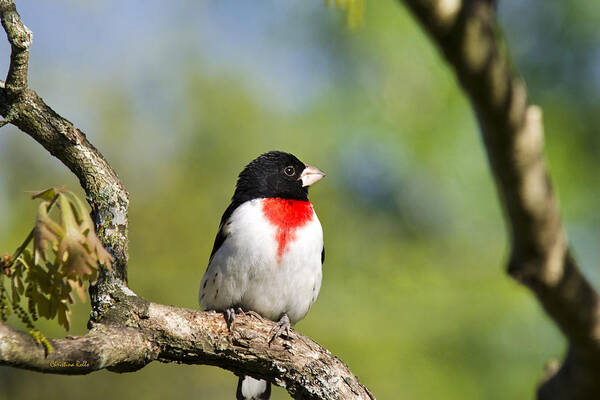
[208, 201, 240, 263]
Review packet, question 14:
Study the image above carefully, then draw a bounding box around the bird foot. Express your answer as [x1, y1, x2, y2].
[225, 307, 237, 331]
[269, 313, 291, 345]
[225, 307, 264, 331]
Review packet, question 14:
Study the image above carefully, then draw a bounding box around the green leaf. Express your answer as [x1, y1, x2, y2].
[49, 294, 58, 320]
[29, 264, 51, 294]
[57, 236, 95, 278]
[34, 291, 51, 319]
[65, 191, 88, 225]
[17, 279, 24, 298]
[28, 186, 65, 201]
[68, 278, 87, 303]
[12, 259, 24, 278]
[52, 192, 113, 277]
[10, 275, 20, 304]
[57, 301, 70, 331]
[65, 191, 113, 271]
[33, 200, 65, 264]
[21, 249, 35, 269]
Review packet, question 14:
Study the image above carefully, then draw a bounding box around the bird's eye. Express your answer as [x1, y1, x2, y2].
[284, 166, 295, 176]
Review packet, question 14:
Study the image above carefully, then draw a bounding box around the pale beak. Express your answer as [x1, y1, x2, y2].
[300, 165, 326, 187]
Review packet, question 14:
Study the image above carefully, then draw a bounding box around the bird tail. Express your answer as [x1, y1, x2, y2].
[236, 375, 271, 400]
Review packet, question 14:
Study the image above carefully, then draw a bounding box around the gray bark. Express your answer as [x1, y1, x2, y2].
[1, 288, 374, 400]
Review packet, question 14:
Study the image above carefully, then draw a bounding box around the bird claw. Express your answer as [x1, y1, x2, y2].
[269, 313, 291, 345]
[243, 309, 264, 321]
[225, 307, 237, 331]
[225, 307, 264, 331]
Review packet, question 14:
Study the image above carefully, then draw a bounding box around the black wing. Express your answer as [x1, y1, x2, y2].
[208, 201, 240, 263]
[321, 246, 325, 264]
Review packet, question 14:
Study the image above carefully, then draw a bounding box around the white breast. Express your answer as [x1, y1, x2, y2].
[199, 199, 323, 324]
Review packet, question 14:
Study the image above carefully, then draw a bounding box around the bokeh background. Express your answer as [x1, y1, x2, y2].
[1, 1, 599, 399]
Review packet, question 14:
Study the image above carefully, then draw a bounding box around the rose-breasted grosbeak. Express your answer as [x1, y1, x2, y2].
[199, 151, 325, 400]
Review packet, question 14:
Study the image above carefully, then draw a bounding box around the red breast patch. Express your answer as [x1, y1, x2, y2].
[261, 198, 313, 261]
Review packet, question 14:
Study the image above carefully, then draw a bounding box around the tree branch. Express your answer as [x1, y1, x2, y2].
[0, 0, 31, 91]
[0, 1, 374, 399]
[401, 0, 600, 398]
[0, 292, 375, 400]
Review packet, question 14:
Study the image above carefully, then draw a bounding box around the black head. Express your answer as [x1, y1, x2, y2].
[233, 151, 325, 202]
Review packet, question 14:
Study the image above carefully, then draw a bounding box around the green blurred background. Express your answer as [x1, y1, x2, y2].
[1, 1, 599, 399]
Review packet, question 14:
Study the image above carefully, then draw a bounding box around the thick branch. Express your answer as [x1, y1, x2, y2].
[0, 321, 150, 373]
[401, 0, 600, 398]
[0, 293, 375, 400]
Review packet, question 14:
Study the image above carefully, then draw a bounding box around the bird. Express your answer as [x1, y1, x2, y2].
[199, 151, 325, 400]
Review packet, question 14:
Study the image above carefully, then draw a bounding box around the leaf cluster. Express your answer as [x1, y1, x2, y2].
[0, 187, 113, 352]
[32, 187, 112, 278]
